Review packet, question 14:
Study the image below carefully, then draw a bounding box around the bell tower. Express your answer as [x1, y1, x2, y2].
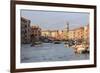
[66, 22, 69, 40]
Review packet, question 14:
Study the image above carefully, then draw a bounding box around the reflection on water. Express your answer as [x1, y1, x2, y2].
[21, 43, 89, 63]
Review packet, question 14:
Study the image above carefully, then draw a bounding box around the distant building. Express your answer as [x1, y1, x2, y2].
[31, 25, 41, 41]
[74, 27, 84, 41]
[41, 24, 89, 42]
[21, 17, 31, 44]
[57, 30, 64, 40]
[41, 30, 67, 40]
[84, 24, 89, 44]
[68, 30, 75, 40]
[42, 30, 57, 40]
[41, 30, 52, 38]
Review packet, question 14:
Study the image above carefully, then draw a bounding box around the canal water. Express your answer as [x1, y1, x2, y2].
[21, 43, 89, 63]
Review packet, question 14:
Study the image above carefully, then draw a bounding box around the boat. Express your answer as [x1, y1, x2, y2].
[31, 41, 42, 47]
[73, 44, 89, 54]
[54, 41, 61, 44]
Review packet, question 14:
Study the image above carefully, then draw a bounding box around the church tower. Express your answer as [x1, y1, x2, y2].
[66, 22, 69, 40]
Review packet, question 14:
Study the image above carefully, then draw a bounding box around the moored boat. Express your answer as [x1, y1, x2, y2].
[73, 44, 89, 54]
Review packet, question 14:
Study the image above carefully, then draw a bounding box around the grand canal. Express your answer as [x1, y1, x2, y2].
[21, 43, 89, 63]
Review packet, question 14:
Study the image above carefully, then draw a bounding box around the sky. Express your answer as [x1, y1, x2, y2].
[21, 10, 89, 30]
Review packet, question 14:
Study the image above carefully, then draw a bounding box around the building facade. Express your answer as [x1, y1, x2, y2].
[74, 27, 84, 41]
[21, 17, 31, 44]
[41, 30, 67, 41]
[41, 25, 89, 42]
[31, 25, 41, 41]
[84, 25, 89, 44]
[68, 30, 75, 40]
[41, 30, 52, 38]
